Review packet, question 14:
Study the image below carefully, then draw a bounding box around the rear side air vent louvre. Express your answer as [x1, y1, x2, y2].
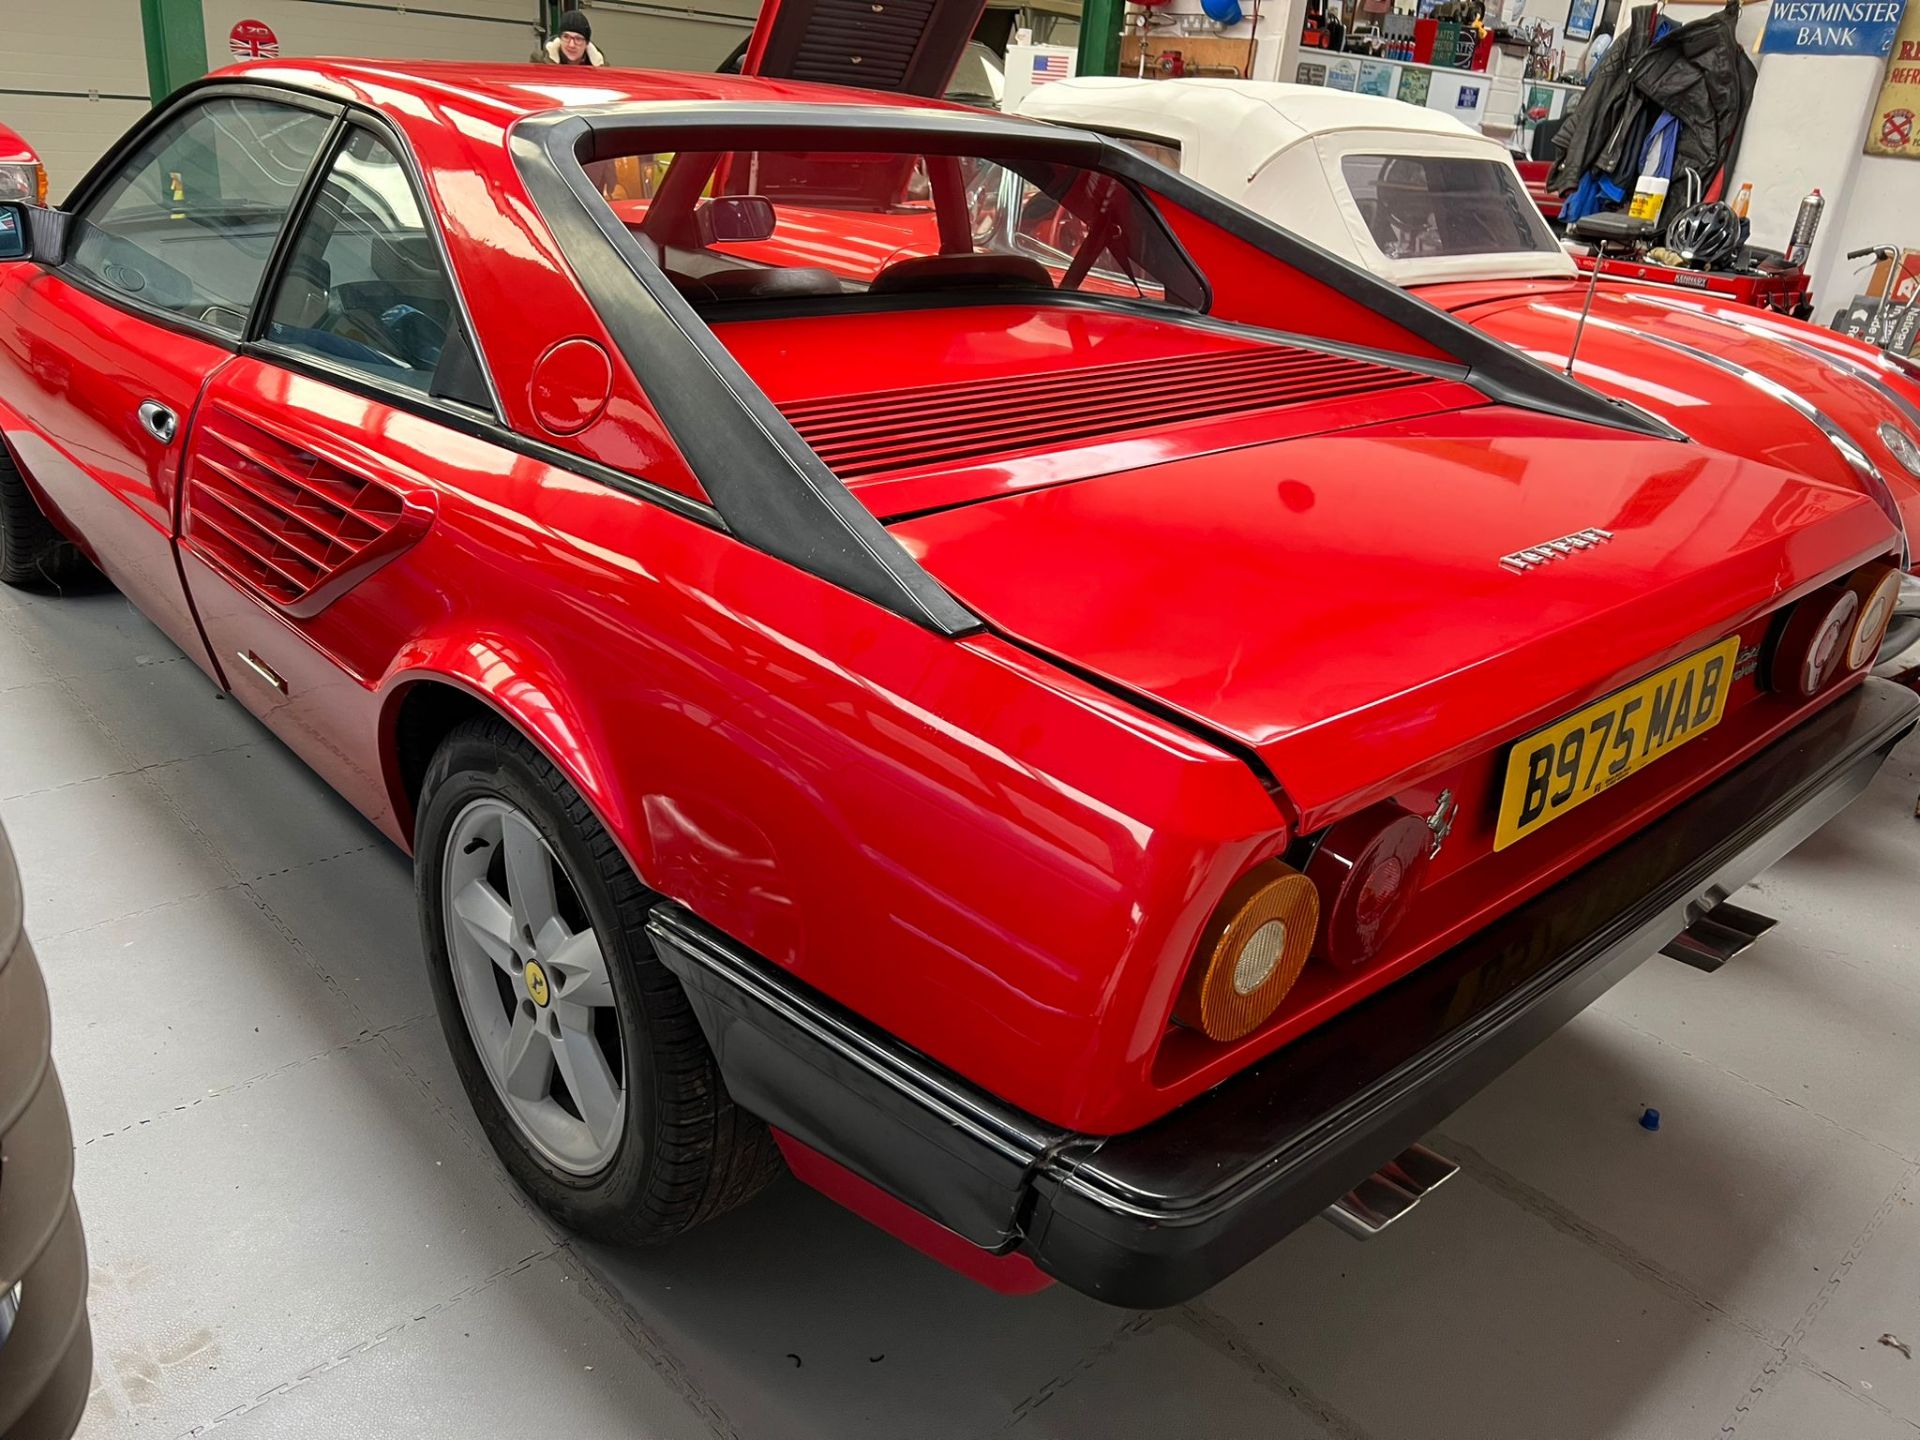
[780, 343, 1436, 480]
[182, 409, 430, 618]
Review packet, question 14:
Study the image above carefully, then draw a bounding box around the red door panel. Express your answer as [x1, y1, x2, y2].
[175, 359, 444, 834]
[0, 268, 224, 667]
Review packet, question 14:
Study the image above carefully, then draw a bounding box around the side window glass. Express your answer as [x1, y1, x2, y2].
[264, 129, 457, 394]
[67, 98, 332, 335]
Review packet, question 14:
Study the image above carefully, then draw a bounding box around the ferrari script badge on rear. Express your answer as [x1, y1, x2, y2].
[1499, 527, 1613, 573]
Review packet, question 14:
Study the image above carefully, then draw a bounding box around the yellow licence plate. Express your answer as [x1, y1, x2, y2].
[1493, 635, 1741, 852]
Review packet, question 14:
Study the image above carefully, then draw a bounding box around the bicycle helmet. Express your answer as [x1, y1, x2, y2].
[1664, 201, 1741, 270]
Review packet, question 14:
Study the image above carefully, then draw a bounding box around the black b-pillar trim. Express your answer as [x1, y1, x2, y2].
[510, 113, 982, 638]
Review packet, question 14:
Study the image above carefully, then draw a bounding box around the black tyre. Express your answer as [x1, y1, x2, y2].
[0, 440, 93, 589]
[416, 716, 779, 1243]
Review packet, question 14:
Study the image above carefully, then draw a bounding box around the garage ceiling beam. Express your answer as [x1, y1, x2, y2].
[142, 0, 209, 104]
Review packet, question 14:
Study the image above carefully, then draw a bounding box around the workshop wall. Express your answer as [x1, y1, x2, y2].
[200, 0, 540, 68]
[1115, 0, 1297, 85]
[0, 0, 152, 198]
[1730, 45, 1920, 314]
[573, 0, 759, 73]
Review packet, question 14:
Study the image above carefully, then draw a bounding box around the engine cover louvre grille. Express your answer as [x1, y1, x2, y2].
[775, 0, 936, 90]
[779, 343, 1435, 479]
[181, 409, 428, 618]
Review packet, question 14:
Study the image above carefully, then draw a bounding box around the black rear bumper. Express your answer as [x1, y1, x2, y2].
[651, 679, 1919, 1308]
[1, 826, 92, 1440]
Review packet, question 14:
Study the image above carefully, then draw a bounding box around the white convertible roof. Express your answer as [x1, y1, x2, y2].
[1021, 77, 1483, 182]
[1019, 77, 1578, 288]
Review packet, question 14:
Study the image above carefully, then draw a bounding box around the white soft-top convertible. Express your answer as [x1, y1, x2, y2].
[1017, 77, 1579, 288]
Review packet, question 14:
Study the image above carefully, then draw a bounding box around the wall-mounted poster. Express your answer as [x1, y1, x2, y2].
[1866, 0, 1920, 156]
[1397, 66, 1432, 103]
[1296, 60, 1329, 84]
[1327, 57, 1361, 89]
[1565, 0, 1600, 40]
[1358, 59, 1398, 95]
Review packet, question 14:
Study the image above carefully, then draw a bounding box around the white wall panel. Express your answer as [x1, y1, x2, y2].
[201, 0, 543, 69]
[198, 0, 762, 75]
[0, 0, 151, 197]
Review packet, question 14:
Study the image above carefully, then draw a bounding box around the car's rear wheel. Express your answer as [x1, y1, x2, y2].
[0, 441, 92, 589]
[416, 716, 780, 1243]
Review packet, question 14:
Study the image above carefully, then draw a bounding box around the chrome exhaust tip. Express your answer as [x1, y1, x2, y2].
[1660, 899, 1778, 972]
[1871, 574, 1920, 681]
[1324, 1143, 1459, 1239]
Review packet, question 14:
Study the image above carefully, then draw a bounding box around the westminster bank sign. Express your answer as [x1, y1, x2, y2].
[1762, 0, 1908, 55]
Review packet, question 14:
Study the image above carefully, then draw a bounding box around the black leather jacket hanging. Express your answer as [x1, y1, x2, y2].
[1548, 2, 1756, 202]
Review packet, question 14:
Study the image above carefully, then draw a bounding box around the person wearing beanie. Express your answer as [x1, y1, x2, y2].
[543, 9, 606, 65]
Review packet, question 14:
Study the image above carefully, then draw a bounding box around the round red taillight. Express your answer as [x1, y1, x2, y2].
[1305, 803, 1434, 969]
[1770, 583, 1860, 698]
[1845, 564, 1902, 672]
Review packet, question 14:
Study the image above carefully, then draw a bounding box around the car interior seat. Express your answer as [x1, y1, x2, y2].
[867, 253, 1053, 295]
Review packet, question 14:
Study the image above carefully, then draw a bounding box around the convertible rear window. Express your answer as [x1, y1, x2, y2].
[1340, 153, 1559, 262]
[596, 145, 1206, 311]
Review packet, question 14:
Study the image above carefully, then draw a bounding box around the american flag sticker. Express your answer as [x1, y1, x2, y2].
[1032, 52, 1072, 84]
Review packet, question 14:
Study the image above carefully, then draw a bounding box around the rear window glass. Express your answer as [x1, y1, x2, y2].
[598, 146, 1205, 310]
[1340, 153, 1559, 261]
[1109, 135, 1183, 172]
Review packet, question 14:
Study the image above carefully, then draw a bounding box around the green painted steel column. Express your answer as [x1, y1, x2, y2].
[141, 0, 209, 104]
[1076, 0, 1125, 77]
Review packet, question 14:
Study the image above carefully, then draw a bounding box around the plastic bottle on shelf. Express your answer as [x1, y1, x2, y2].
[1626, 131, 1669, 224]
[1730, 181, 1752, 220]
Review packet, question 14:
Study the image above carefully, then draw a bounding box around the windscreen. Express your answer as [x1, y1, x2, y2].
[600, 145, 1206, 310]
[1341, 153, 1559, 262]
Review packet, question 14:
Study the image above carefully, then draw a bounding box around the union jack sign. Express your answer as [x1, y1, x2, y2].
[229, 20, 281, 61]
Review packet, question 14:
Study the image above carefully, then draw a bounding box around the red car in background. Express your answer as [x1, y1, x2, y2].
[0, 121, 47, 207]
[0, 56, 1914, 1307]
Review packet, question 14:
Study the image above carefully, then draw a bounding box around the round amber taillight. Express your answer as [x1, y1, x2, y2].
[1845, 564, 1902, 672]
[1770, 583, 1861, 698]
[1174, 861, 1320, 1043]
[1305, 803, 1434, 969]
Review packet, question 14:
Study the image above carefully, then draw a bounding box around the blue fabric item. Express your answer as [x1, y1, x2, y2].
[268, 323, 394, 369]
[1560, 168, 1626, 224]
[381, 304, 446, 368]
[1641, 111, 1680, 182]
[1201, 0, 1244, 20]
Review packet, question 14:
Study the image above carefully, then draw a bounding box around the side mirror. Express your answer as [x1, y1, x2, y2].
[0, 204, 67, 264]
[0, 204, 27, 261]
[695, 195, 777, 246]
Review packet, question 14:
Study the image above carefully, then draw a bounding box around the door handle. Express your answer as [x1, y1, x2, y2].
[137, 400, 177, 445]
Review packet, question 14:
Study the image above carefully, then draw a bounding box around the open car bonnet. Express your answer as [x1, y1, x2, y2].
[892, 407, 1896, 824]
[740, 0, 989, 97]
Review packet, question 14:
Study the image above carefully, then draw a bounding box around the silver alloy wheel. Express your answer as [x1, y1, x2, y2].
[442, 797, 627, 1175]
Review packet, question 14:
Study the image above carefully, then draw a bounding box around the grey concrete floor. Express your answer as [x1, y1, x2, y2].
[3, 578, 1918, 1440]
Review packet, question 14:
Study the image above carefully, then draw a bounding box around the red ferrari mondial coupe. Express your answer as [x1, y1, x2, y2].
[0, 62, 1914, 1306]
